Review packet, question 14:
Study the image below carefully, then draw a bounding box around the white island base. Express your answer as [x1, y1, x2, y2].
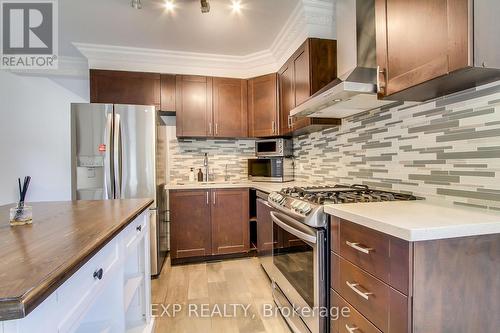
[1, 210, 153, 333]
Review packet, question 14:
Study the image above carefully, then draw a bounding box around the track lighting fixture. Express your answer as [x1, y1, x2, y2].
[131, 0, 142, 9]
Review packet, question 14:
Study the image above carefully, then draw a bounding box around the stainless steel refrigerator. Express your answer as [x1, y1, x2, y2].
[70, 103, 168, 276]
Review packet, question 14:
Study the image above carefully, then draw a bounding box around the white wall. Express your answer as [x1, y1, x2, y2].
[0, 71, 89, 205]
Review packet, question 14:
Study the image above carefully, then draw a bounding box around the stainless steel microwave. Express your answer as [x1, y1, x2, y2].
[255, 138, 293, 157]
[248, 157, 294, 182]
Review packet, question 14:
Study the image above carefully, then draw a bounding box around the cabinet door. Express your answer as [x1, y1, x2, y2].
[213, 77, 248, 137]
[292, 45, 312, 131]
[160, 74, 176, 112]
[170, 190, 211, 259]
[278, 62, 294, 135]
[293, 44, 311, 107]
[376, 0, 469, 97]
[176, 75, 213, 137]
[248, 74, 278, 137]
[211, 189, 249, 255]
[90, 70, 161, 110]
[256, 198, 275, 252]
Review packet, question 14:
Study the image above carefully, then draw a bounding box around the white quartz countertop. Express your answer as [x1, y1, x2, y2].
[165, 181, 310, 194]
[325, 201, 500, 242]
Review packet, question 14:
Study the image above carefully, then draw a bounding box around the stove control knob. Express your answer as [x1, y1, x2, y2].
[297, 202, 307, 213]
[302, 203, 312, 215]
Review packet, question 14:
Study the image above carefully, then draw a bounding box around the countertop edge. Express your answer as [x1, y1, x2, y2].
[0, 198, 153, 321]
[325, 204, 500, 242]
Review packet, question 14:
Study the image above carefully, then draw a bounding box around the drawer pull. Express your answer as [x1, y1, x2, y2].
[345, 324, 359, 333]
[93, 268, 104, 280]
[346, 281, 373, 300]
[346, 241, 373, 254]
[136, 225, 142, 232]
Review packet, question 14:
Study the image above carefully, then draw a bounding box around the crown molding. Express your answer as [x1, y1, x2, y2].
[74, 0, 335, 78]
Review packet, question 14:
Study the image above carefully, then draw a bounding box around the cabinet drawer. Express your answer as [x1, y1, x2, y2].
[330, 289, 381, 333]
[338, 219, 410, 294]
[123, 212, 148, 251]
[56, 238, 121, 332]
[331, 255, 409, 333]
[335, 256, 389, 332]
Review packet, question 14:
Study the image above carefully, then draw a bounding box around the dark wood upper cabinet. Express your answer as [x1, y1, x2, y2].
[376, 0, 500, 101]
[213, 78, 248, 138]
[90, 69, 161, 109]
[278, 63, 295, 135]
[278, 38, 339, 136]
[160, 74, 176, 112]
[175, 75, 213, 138]
[170, 190, 212, 260]
[248, 74, 279, 138]
[211, 188, 249, 255]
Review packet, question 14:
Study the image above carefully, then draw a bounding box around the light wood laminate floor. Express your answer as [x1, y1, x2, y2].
[152, 256, 291, 333]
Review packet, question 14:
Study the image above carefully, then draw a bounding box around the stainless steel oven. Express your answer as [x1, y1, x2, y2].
[248, 157, 294, 182]
[256, 138, 293, 157]
[270, 210, 327, 333]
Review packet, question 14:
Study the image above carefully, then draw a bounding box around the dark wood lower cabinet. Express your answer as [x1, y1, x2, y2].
[170, 190, 211, 259]
[330, 215, 500, 333]
[170, 188, 250, 261]
[256, 198, 277, 252]
[211, 189, 249, 255]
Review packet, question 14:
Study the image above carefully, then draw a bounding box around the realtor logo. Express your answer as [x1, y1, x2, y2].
[1, 0, 58, 69]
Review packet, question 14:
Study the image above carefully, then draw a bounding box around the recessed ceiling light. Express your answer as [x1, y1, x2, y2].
[231, 0, 242, 13]
[164, 0, 175, 11]
[131, 0, 142, 9]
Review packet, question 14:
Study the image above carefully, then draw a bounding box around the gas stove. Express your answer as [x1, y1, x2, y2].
[268, 184, 418, 228]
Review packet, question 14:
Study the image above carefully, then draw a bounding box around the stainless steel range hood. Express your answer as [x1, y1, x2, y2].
[291, 0, 395, 119]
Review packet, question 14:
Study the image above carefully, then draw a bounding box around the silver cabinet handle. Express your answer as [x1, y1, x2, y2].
[272, 120, 276, 134]
[376, 66, 386, 94]
[346, 241, 373, 254]
[208, 122, 212, 135]
[206, 191, 209, 205]
[212, 191, 216, 205]
[215, 123, 218, 135]
[345, 324, 359, 333]
[346, 281, 373, 300]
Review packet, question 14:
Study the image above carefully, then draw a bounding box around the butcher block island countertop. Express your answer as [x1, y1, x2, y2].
[0, 199, 153, 321]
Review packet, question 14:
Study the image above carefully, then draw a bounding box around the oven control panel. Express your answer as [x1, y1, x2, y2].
[269, 192, 313, 215]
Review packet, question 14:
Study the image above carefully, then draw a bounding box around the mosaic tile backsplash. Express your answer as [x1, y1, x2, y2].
[165, 81, 500, 210]
[166, 126, 256, 182]
[293, 81, 500, 210]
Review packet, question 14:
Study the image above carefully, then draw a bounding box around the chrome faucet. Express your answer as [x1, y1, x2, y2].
[203, 153, 209, 182]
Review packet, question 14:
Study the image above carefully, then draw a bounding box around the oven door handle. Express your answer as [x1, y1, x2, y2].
[270, 211, 317, 244]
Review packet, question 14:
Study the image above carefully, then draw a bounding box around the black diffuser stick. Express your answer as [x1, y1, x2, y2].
[14, 176, 31, 220]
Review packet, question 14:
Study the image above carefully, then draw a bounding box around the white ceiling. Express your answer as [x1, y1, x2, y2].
[60, 0, 300, 57]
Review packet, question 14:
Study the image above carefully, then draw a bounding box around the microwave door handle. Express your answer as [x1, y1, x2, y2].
[270, 211, 317, 244]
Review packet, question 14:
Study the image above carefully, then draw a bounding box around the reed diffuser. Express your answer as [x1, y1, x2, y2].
[10, 176, 32, 226]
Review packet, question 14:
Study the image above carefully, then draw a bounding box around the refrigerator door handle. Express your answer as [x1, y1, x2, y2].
[113, 114, 123, 199]
[104, 113, 114, 199]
